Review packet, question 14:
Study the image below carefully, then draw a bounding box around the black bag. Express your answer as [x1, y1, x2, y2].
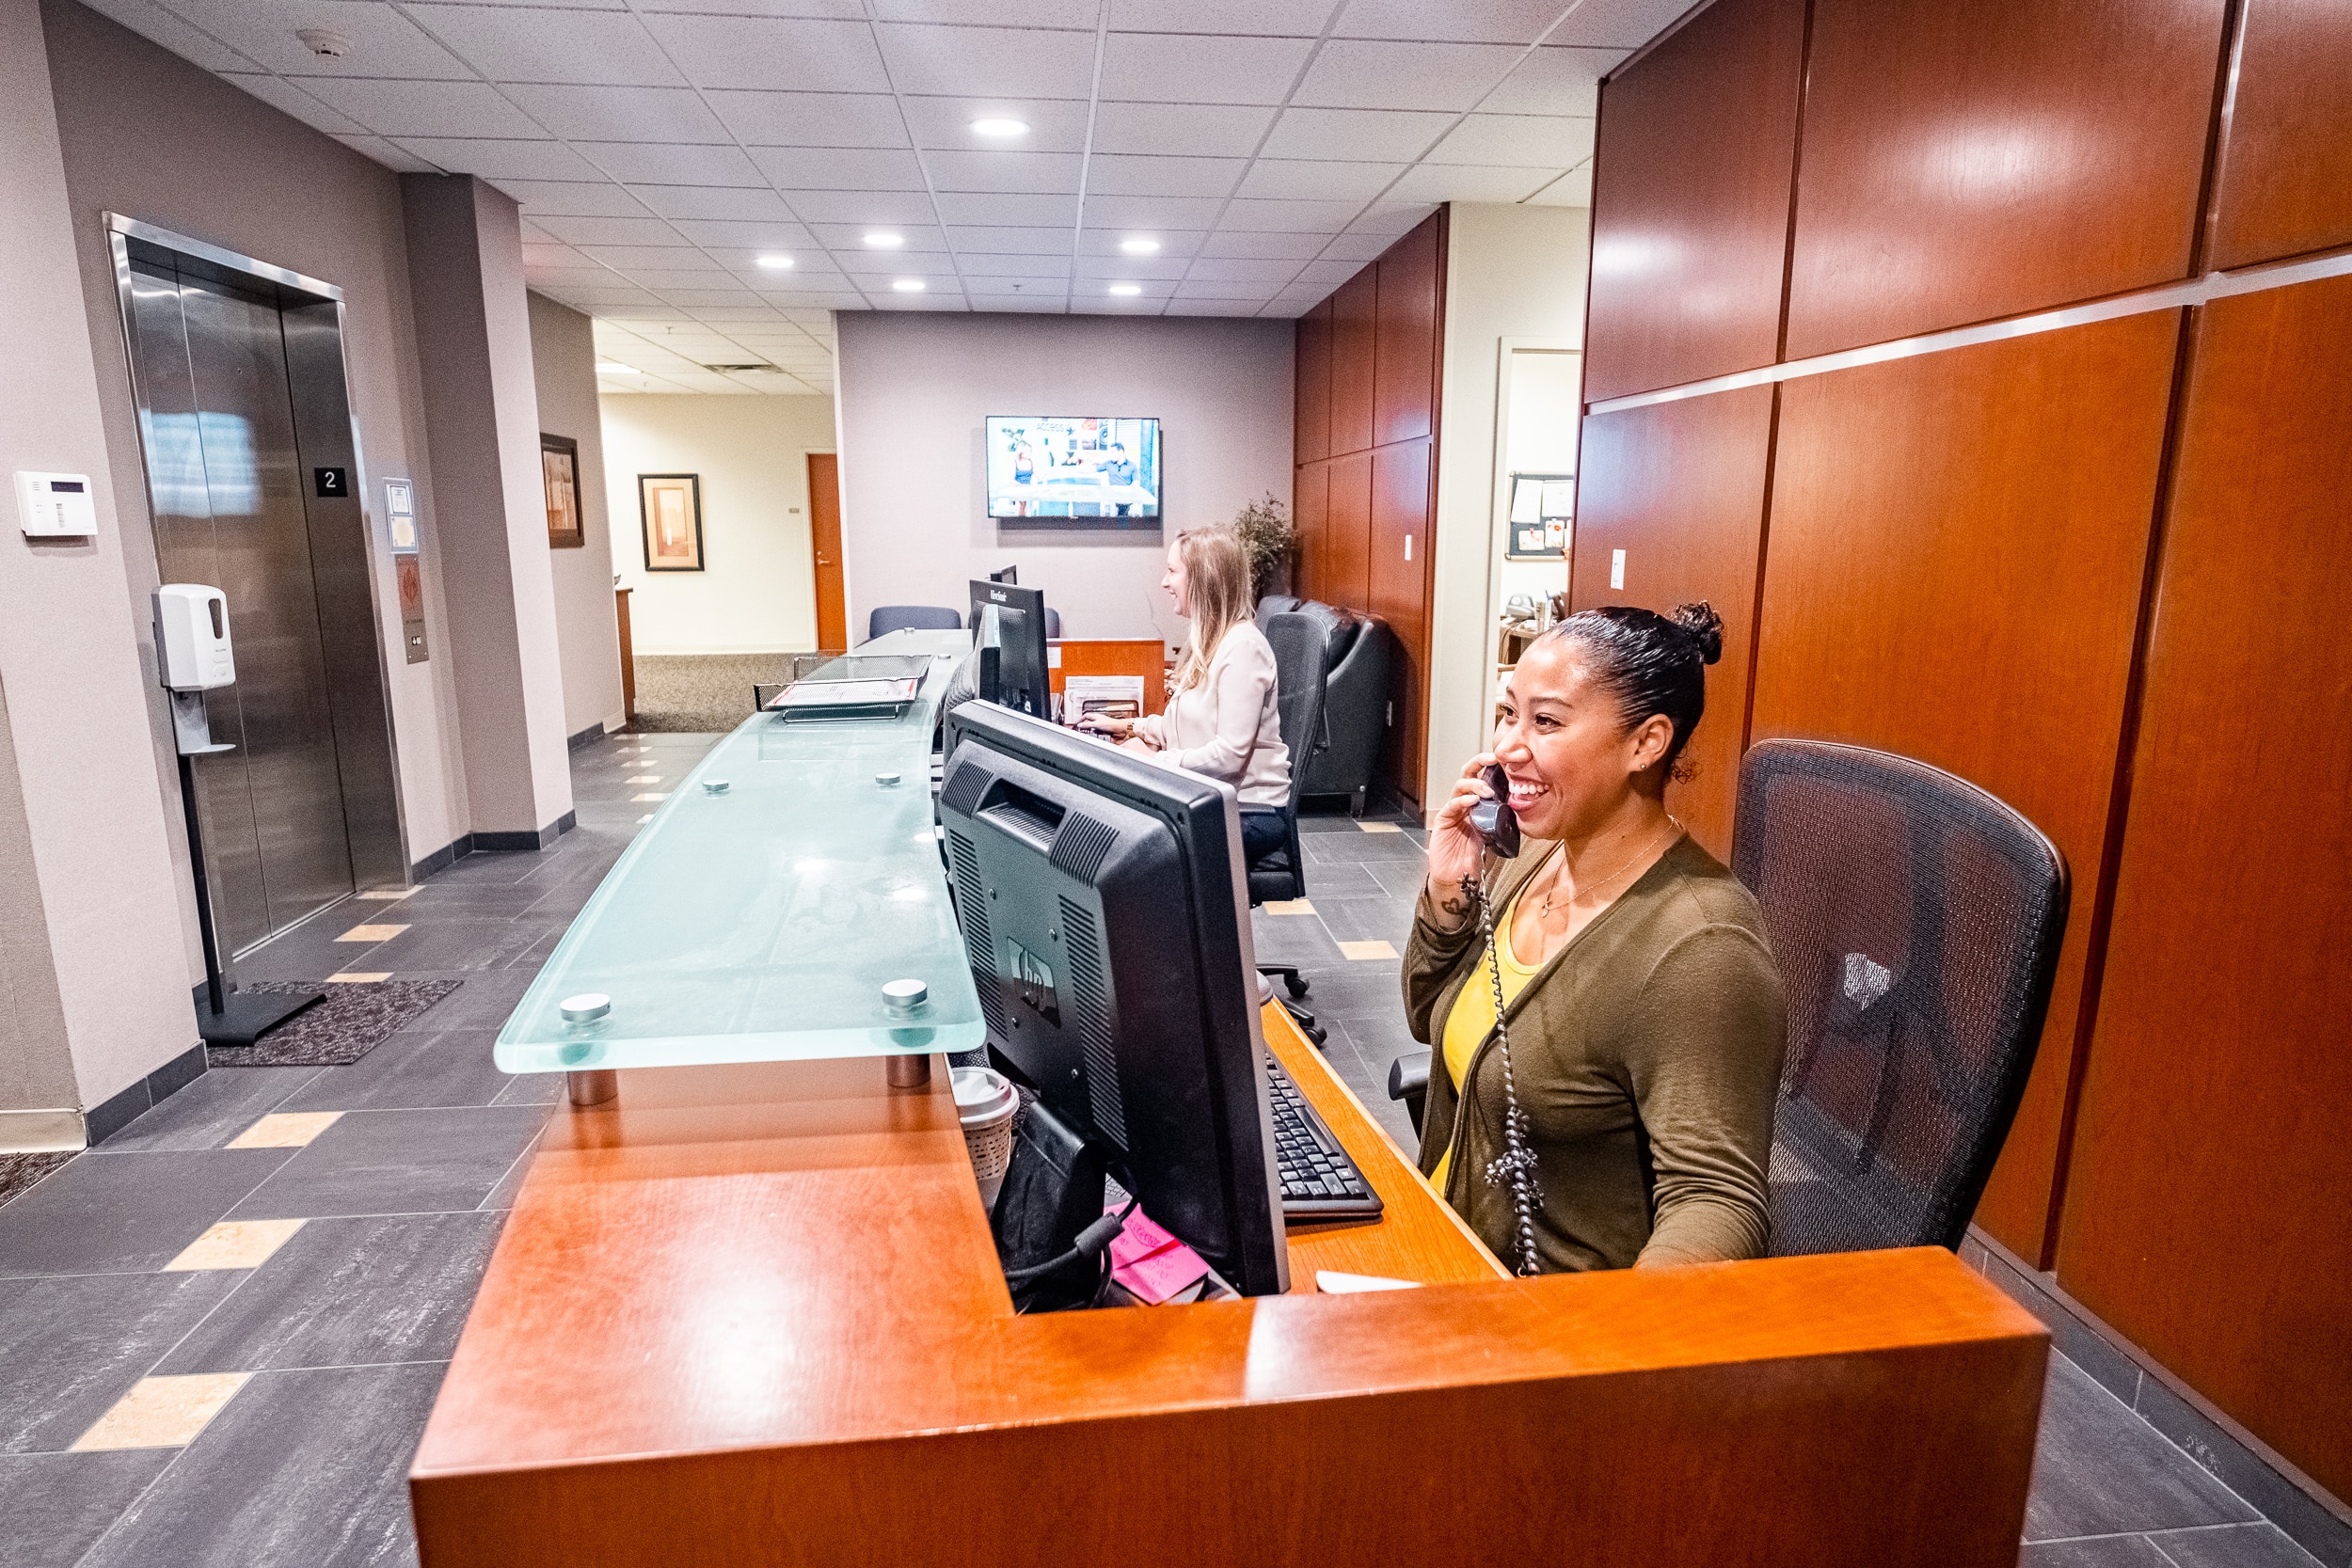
[991, 1100, 1107, 1313]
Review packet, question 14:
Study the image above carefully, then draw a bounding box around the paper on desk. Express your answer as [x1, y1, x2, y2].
[1316, 1271, 1422, 1293]
[1065, 674, 1144, 721]
[1107, 1206, 1212, 1306]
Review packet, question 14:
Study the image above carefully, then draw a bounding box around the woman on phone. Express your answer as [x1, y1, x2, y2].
[1078, 529, 1291, 863]
[1404, 604, 1785, 1274]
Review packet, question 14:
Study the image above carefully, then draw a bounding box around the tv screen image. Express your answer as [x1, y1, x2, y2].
[986, 416, 1158, 522]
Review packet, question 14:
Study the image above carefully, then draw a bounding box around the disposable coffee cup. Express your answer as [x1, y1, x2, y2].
[951, 1065, 1019, 1212]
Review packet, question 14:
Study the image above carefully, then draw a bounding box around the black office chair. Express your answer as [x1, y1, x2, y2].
[1387, 739, 2070, 1246]
[1244, 612, 1329, 1044]
[1735, 739, 2069, 1255]
[867, 605, 962, 640]
[1045, 607, 1061, 639]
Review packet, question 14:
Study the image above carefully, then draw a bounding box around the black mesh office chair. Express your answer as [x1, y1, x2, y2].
[1244, 612, 1329, 1044]
[867, 605, 962, 640]
[1735, 739, 2069, 1255]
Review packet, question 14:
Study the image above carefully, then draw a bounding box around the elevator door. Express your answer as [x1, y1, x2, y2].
[126, 252, 356, 952]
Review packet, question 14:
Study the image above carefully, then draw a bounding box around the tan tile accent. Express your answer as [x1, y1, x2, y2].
[630, 793, 666, 802]
[1356, 821, 1404, 834]
[165, 1218, 305, 1272]
[72, 1374, 248, 1450]
[1338, 940, 1398, 961]
[356, 888, 417, 900]
[327, 972, 389, 983]
[624, 775, 662, 784]
[226, 1111, 342, 1149]
[336, 923, 407, 942]
[1262, 898, 1316, 916]
[637, 815, 654, 824]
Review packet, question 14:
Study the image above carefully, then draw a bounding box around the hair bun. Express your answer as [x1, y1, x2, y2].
[1672, 601, 1724, 666]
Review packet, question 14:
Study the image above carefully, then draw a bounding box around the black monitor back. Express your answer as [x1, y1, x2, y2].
[968, 578, 1049, 720]
[939, 703, 1289, 1296]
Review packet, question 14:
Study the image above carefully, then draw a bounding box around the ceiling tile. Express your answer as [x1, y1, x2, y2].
[707, 90, 910, 148]
[930, 192, 1076, 227]
[988, 296, 1080, 313]
[501, 85, 728, 144]
[1383, 164, 1554, 204]
[899, 96, 1093, 154]
[781, 189, 937, 224]
[810, 220, 949, 249]
[1317, 230, 1399, 261]
[526, 266, 620, 288]
[1479, 45, 1621, 117]
[1522, 162, 1593, 206]
[642, 15, 891, 93]
[1075, 229, 1205, 257]
[220, 74, 366, 137]
[1065, 278, 1175, 300]
[956, 253, 1073, 277]
[877, 0, 1098, 23]
[748, 147, 929, 191]
[391, 138, 603, 181]
[1198, 229, 1329, 260]
[1089, 102, 1276, 158]
[403, 5, 681, 84]
[1165, 297, 1268, 314]
[947, 225, 1083, 255]
[1080, 194, 1226, 230]
[1424, 112, 1593, 166]
[657, 288, 767, 307]
[1293, 258, 1359, 285]
[1184, 257, 1307, 285]
[961, 279, 1070, 299]
[1232, 159, 1403, 202]
[1073, 254, 1190, 279]
[1346, 200, 1438, 235]
[342, 135, 445, 174]
[871, 293, 971, 310]
[149, 0, 453, 75]
[541, 286, 663, 306]
[1260, 106, 1451, 161]
[1218, 197, 1362, 232]
[1545, 0, 1694, 49]
[876, 23, 1099, 98]
[1097, 34, 1315, 104]
[576, 246, 717, 272]
[1332, 0, 1566, 45]
[1106, 0, 1333, 36]
[491, 178, 651, 216]
[923, 150, 1086, 195]
[629, 187, 800, 222]
[1293, 40, 1522, 112]
[670, 216, 821, 246]
[840, 255, 966, 278]
[1084, 155, 1245, 200]
[295, 78, 541, 138]
[537, 216, 694, 247]
[576, 143, 768, 187]
[752, 290, 868, 309]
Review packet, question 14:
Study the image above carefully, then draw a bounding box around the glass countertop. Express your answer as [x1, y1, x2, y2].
[495, 628, 986, 1074]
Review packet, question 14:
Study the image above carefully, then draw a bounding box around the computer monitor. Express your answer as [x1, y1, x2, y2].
[988, 565, 1018, 585]
[968, 578, 1050, 721]
[939, 702, 1289, 1297]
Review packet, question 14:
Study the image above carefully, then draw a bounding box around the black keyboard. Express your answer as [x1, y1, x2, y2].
[1266, 1056, 1384, 1221]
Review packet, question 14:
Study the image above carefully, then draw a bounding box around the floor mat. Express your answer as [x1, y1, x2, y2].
[205, 979, 463, 1068]
[0, 1150, 73, 1210]
[631, 652, 797, 732]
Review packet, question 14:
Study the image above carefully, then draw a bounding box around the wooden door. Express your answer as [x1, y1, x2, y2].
[807, 452, 846, 650]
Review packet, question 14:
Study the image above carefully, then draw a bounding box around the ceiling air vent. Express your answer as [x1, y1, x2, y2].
[703, 362, 777, 373]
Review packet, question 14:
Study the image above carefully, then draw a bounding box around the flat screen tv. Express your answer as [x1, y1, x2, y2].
[986, 416, 1159, 526]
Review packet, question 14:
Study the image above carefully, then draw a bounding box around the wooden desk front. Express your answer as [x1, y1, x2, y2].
[1050, 637, 1168, 716]
[413, 1006, 2047, 1568]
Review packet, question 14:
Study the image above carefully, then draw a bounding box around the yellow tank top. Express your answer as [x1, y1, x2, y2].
[1431, 889, 1545, 1193]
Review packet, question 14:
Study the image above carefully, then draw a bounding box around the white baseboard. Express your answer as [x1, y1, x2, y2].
[0, 1107, 86, 1152]
[602, 710, 628, 735]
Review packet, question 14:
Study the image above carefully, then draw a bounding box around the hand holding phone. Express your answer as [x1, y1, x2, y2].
[1468, 763, 1521, 859]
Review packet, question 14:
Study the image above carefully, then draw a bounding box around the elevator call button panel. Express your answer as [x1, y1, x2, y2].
[15, 471, 96, 537]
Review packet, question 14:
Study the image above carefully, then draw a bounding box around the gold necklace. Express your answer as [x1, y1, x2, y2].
[1537, 816, 1680, 920]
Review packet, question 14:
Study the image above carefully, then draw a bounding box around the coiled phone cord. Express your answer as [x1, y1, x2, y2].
[1464, 867, 1543, 1276]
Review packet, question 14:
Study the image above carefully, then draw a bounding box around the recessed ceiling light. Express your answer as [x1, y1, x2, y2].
[755, 254, 794, 270]
[596, 362, 634, 372]
[864, 232, 905, 249]
[970, 118, 1029, 138]
[891, 278, 926, 293]
[1107, 283, 1143, 297]
[1120, 237, 1160, 255]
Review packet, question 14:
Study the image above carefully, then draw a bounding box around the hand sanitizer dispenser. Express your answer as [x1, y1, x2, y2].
[152, 585, 236, 756]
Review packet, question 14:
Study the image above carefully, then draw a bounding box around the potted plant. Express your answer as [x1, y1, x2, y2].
[1231, 493, 1295, 601]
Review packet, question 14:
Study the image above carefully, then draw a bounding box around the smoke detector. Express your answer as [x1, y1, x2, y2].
[296, 28, 354, 57]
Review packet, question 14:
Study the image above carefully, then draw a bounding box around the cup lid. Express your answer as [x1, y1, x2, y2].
[949, 1066, 1018, 1125]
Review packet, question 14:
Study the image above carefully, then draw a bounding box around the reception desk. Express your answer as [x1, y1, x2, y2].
[412, 997, 2049, 1568]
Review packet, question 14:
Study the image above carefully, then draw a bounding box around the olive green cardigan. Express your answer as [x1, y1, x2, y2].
[1403, 834, 1786, 1272]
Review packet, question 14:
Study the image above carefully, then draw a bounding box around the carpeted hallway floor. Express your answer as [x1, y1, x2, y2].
[629, 652, 827, 732]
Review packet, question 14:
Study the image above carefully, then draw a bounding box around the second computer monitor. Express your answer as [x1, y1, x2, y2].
[969, 578, 1050, 720]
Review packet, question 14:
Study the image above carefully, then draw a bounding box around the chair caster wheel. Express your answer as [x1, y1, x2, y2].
[1283, 975, 1310, 999]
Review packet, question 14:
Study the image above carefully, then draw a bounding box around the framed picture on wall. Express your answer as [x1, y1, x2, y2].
[639, 473, 704, 572]
[542, 435, 583, 549]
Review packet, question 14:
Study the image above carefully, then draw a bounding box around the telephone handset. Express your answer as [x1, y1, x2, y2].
[1467, 763, 1521, 859]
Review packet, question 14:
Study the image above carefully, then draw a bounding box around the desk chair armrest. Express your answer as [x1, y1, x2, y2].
[1388, 1050, 1431, 1137]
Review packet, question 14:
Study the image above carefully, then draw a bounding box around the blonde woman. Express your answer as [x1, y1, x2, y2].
[1078, 529, 1293, 863]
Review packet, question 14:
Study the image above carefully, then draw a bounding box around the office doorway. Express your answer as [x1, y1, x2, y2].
[112, 217, 405, 955]
[807, 451, 846, 650]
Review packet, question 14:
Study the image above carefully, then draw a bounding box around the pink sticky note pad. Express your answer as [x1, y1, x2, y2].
[1107, 1207, 1211, 1305]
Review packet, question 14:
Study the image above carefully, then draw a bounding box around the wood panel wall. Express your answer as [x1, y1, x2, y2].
[1581, 0, 2352, 1510]
[1291, 211, 1445, 814]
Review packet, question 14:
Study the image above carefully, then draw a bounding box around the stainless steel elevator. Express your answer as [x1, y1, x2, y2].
[112, 217, 405, 956]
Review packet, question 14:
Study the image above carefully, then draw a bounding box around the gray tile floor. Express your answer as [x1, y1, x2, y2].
[0, 737, 2324, 1567]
